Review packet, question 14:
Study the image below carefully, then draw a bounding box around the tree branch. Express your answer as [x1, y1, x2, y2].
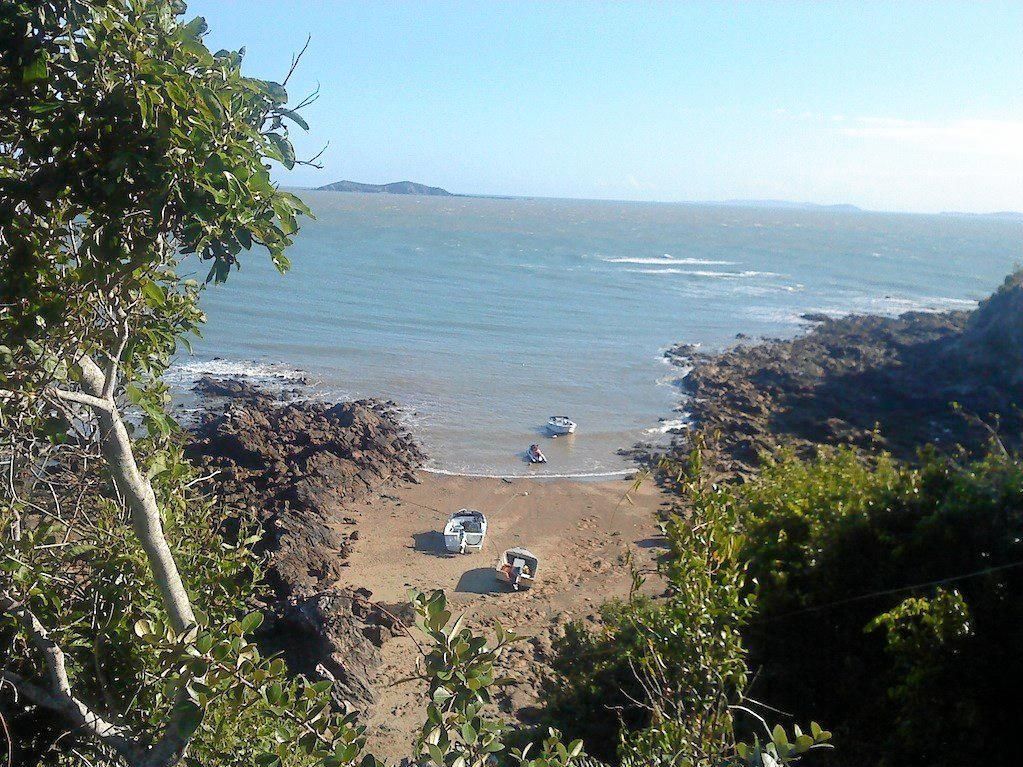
[74, 354, 197, 635]
[0, 599, 141, 764]
[101, 326, 129, 400]
[48, 389, 112, 412]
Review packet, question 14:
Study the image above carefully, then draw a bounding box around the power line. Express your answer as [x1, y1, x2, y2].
[751, 559, 1023, 623]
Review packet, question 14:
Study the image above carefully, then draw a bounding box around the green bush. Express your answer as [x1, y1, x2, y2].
[540, 450, 830, 767]
[740, 446, 1023, 766]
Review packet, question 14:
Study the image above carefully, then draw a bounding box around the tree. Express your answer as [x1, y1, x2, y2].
[0, 6, 589, 767]
[0, 2, 341, 764]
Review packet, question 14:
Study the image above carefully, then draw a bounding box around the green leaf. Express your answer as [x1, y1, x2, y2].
[241, 611, 264, 633]
[182, 16, 209, 39]
[263, 80, 288, 105]
[280, 108, 309, 130]
[267, 133, 296, 169]
[22, 54, 48, 83]
[141, 280, 166, 306]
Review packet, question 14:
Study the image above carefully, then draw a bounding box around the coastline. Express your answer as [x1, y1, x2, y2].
[179, 270, 1023, 758]
[647, 271, 1023, 478]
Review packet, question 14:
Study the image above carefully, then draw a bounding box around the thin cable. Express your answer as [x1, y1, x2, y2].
[751, 559, 1023, 623]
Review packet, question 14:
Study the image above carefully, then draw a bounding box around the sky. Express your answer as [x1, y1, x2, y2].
[188, 1, 1023, 214]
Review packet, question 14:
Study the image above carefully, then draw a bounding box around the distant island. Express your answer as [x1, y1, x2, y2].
[939, 210, 1023, 221]
[316, 180, 453, 196]
[712, 199, 863, 212]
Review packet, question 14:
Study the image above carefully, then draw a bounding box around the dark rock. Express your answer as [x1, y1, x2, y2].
[186, 378, 426, 712]
[259, 592, 380, 709]
[362, 624, 393, 647]
[650, 272, 1023, 478]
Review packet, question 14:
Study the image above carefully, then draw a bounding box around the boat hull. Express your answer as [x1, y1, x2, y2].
[546, 422, 575, 435]
[496, 547, 539, 590]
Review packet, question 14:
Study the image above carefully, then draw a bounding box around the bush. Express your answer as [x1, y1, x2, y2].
[540, 450, 830, 767]
[740, 446, 1023, 767]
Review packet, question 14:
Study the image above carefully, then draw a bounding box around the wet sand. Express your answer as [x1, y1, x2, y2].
[341, 472, 668, 762]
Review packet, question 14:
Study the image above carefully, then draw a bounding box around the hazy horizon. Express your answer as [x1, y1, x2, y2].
[189, 1, 1023, 215]
[303, 180, 1023, 217]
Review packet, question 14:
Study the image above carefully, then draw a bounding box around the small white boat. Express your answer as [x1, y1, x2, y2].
[443, 509, 488, 554]
[546, 415, 576, 435]
[527, 443, 547, 463]
[495, 547, 539, 591]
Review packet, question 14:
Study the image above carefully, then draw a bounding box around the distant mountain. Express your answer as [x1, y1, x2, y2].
[316, 180, 453, 196]
[715, 199, 863, 212]
[940, 210, 1023, 221]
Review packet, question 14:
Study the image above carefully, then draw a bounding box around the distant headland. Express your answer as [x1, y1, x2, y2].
[309, 182, 1022, 217]
[316, 180, 453, 196]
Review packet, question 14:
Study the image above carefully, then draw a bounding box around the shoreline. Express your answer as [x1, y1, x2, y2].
[649, 272, 1023, 477]
[420, 466, 635, 481]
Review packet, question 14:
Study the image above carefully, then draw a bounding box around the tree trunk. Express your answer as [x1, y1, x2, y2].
[78, 357, 196, 634]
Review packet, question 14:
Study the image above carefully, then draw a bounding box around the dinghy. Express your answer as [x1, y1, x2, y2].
[546, 415, 576, 435]
[443, 509, 488, 554]
[495, 547, 539, 590]
[527, 443, 547, 463]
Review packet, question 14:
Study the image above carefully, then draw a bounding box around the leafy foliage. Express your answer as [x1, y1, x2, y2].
[0, 2, 338, 765]
[411, 589, 584, 767]
[541, 448, 831, 766]
[739, 446, 1023, 767]
[1, 0, 311, 418]
[1, 446, 373, 767]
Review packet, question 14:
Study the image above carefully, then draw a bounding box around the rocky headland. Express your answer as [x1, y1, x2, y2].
[186, 378, 424, 710]
[657, 271, 1023, 477]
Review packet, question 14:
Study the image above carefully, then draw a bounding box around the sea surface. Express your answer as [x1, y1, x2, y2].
[168, 191, 1022, 477]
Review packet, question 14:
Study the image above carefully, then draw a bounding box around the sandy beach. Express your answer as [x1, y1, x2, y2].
[339, 472, 668, 761]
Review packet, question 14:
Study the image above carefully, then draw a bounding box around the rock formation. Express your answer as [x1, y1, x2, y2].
[659, 271, 1023, 477]
[187, 379, 425, 709]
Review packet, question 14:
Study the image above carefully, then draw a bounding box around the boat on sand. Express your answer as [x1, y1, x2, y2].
[443, 509, 488, 554]
[495, 547, 538, 590]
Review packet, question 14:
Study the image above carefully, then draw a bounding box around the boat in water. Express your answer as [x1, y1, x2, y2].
[526, 443, 547, 463]
[496, 547, 539, 590]
[443, 509, 488, 554]
[546, 415, 576, 435]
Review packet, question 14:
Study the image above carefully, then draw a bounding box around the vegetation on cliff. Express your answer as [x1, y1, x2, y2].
[540, 429, 1022, 766]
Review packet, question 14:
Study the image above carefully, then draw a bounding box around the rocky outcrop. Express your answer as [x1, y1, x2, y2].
[659, 271, 1023, 477]
[186, 379, 425, 709]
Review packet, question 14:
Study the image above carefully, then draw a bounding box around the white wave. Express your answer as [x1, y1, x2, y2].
[165, 358, 309, 387]
[644, 417, 690, 435]
[815, 294, 978, 319]
[625, 268, 782, 278]
[602, 256, 736, 266]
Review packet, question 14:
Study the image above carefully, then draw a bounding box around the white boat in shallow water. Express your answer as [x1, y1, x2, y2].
[546, 415, 576, 435]
[495, 547, 539, 590]
[443, 509, 488, 554]
[527, 443, 547, 463]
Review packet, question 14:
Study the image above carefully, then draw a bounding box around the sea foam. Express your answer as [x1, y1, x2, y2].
[601, 256, 736, 265]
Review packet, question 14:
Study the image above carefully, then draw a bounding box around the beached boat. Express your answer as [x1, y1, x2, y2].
[443, 509, 488, 554]
[495, 547, 539, 590]
[527, 443, 547, 463]
[546, 415, 576, 435]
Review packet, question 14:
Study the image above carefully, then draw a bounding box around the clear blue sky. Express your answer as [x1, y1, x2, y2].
[189, 1, 1022, 213]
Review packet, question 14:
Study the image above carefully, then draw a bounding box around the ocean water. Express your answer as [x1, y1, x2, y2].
[168, 191, 1022, 477]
